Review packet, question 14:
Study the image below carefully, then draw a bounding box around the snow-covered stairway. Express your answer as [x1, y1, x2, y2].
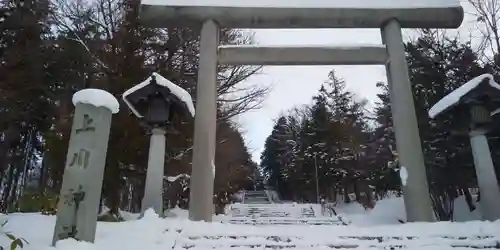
[163, 221, 500, 249]
[242, 190, 272, 204]
[224, 203, 344, 225]
[175, 235, 499, 249]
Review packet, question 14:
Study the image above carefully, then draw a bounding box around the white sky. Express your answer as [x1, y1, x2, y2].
[233, 1, 479, 163]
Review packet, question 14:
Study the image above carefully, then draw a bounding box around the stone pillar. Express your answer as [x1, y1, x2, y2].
[189, 19, 219, 222]
[381, 19, 434, 222]
[469, 130, 500, 221]
[52, 89, 118, 245]
[141, 127, 166, 216]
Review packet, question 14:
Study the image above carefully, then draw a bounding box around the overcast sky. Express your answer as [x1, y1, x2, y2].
[233, 1, 478, 163]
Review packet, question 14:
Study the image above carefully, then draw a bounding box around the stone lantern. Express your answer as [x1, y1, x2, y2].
[123, 73, 195, 216]
[429, 73, 500, 221]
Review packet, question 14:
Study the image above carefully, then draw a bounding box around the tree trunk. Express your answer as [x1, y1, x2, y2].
[343, 188, 350, 203]
[462, 187, 476, 211]
[39, 154, 49, 193]
[353, 179, 361, 202]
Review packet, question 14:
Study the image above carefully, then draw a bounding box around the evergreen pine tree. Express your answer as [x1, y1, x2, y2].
[371, 32, 492, 219]
[260, 116, 289, 195]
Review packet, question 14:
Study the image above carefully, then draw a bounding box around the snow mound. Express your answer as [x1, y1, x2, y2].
[2, 211, 500, 250]
[336, 197, 407, 226]
[0, 213, 6, 227]
[336, 195, 484, 225]
[141, 208, 160, 220]
[428, 74, 500, 118]
[165, 206, 189, 218]
[72, 89, 120, 114]
[453, 195, 482, 222]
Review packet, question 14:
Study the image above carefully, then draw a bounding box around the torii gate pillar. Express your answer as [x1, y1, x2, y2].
[190, 20, 219, 221]
[381, 19, 434, 221]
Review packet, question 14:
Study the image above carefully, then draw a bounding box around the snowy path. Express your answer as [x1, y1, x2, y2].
[1, 211, 500, 250]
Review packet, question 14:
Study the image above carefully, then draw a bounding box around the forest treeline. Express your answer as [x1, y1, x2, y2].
[0, 0, 266, 217]
[260, 0, 500, 219]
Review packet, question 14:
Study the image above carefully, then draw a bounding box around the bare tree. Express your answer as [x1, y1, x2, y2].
[51, 0, 269, 119]
[468, 0, 500, 64]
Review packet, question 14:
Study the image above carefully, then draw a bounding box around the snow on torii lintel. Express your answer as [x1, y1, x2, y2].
[164, 162, 215, 182]
[165, 173, 190, 182]
[141, 0, 461, 9]
[428, 74, 500, 119]
[122, 72, 195, 118]
[72, 88, 120, 114]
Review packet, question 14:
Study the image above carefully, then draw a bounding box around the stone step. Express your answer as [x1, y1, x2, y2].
[229, 206, 316, 218]
[226, 203, 321, 225]
[245, 191, 268, 194]
[224, 217, 343, 225]
[173, 234, 500, 249]
[245, 193, 268, 196]
[242, 190, 275, 204]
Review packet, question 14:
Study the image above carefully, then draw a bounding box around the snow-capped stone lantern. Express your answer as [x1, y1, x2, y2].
[123, 73, 194, 128]
[123, 73, 195, 217]
[428, 73, 500, 221]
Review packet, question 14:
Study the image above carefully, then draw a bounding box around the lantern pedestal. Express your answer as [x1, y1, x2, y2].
[141, 127, 167, 216]
[469, 105, 500, 221]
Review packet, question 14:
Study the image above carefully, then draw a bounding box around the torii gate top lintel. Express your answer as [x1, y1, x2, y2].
[139, 0, 463, 29]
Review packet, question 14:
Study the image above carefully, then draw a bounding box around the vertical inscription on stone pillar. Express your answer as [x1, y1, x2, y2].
[69, 149, 91, 169]
[52, 96, 116, 246]
[67, 115, 94, 171]
[76, 114, 95, 133]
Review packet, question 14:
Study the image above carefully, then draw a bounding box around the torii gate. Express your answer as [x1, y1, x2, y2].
[138, 0, 464, 222]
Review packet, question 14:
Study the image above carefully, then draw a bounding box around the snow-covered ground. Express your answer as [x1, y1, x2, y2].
[334, 196, 408, 226]
[1, 196, 498, 250]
